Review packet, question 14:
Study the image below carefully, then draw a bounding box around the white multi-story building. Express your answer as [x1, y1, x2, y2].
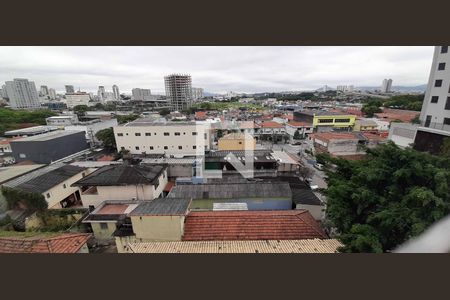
[4, 78, 41, 109]
[46, 115, 79, 127]
[132, 88, 152, 101]
[97, 86, 106, 102]
[112, 85, 120, 100]
[48, 88, 57, 100]
[40, 85, 49, 96]
[113, 119, 211, 156]
[381, 78, 393, 93]
[164, 74, 193, 111]
[66, 92, 91, 108]
[192, 87, 204, 100]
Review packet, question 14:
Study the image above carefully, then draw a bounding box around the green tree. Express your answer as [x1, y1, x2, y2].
[323, 142, 450, 252]
[95, 127, 116, 149]
[158, 108, 170, 116]
[361, 103, 382, 117]
[441, 137, 450, 158]
[411, 114, 420, 124]
[73, 105, 89, 118]
[117, 114, 139, 124]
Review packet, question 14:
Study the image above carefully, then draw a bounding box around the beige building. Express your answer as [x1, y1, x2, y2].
[2, 163, 93, 209]
[65, 92, 91, 108]
[72, 164, 168, 208]
[218, 132, 256, 151]
[113, 197, 192, 252]
[114, 119, 212, 156]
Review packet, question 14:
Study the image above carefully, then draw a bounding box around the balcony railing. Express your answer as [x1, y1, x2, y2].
[420, 121, 450, 132]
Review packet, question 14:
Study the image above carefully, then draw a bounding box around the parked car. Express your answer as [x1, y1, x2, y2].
[314, 163, 324, 170]
[292, 141, 302, 145]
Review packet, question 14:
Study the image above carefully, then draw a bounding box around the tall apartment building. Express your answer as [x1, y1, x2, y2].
[66, 92, 91, 108]
[381, 79, 393, 93]
[192, 87, 204, 100]
[112, 85, 120, 100]
[414, 46, 450, 154]
[48, 88, 57, 100]
[65, 85, 75, 94]
[4, 78, 41, 109]
[164, 74, 193, 111]
[97, 86, 106, 102]
[113, 118, 211, 156]
[40, 85, 49, 96]
[132, 88, 152, 101]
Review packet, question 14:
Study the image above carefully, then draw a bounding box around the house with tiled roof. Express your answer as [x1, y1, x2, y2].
[285, 121, 314, 139]
[255, 121, 287, 142]
[0, 233, 91, 253]
[71, 164, 168, 208]
[182, 210, 327, 241]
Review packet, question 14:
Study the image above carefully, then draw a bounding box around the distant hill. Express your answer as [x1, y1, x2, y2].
[357, 84, 427, 93]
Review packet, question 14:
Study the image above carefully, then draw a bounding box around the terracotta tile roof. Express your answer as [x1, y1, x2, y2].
[0, 137, 22, 145]
[287, 121, 312, 127]
[127, 239, 342, 253]
[163, 181, 175, 192]
[259, 121, 284, 128]
[195, 111, 207, 119]
[182, 210, 327, 241]
[0, 233, 91, 253]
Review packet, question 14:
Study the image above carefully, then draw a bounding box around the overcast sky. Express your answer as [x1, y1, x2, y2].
[0, 46, 435, 94]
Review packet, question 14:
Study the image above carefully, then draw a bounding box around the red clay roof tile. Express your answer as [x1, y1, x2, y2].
[0, 233, 91, 253]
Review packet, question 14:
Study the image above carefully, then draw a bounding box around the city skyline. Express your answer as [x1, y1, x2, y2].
[0, 46, 434, 94]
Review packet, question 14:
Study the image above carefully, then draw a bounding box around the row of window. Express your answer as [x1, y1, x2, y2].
[117, 132, 198, 137]
[430, 96, 450, 109]
[124, 145, 200, 151]
[318, 118, 351, 123]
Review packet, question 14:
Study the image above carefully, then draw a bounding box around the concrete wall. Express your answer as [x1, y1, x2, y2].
[91, 222, 117, 240]
[388, 123, 418, 148]
[296, 203, 325, 220]
[114, 123, 211, 155]
[218, 137, 256, 151]
[131, 215, 185, 241]
[65, 119, 118, 143]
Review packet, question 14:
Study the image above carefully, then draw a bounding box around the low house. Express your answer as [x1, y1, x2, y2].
[218, 132, 256, 151]
[168, 182, 292, 210]
[0, 233, 91, 253]
[271, 151, 300, 173]
[72, 164, 168, 208]
[354, 119, 378, 132]
[294, 110, 356, 132]
[82, 200, 139, 241]
[255, 121, 286, 141]
[2, 163, 91, 209]
[374, 108, 419, 123]
[182, 210, 327, 241]
[285, 121, 313, 139]
[114, 197, 191, 252]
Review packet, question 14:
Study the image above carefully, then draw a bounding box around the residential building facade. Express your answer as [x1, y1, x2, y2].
[65, 92, 91, 108]
[4, 78, 40, 109]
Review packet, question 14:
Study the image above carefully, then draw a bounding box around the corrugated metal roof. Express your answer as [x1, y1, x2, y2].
[130, 198, 191, 216]
[127, 239, 342, 253]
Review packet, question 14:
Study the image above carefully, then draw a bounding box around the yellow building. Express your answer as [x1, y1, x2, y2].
[353, 119, 378, 132]
[294, 110, 356, 130]
[218, 133, 256, 150]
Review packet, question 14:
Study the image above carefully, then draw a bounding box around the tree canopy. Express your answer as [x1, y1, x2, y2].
[95, 127, 116, 149]
[0, 108, 57, 135]
[323, 142, 450, 253]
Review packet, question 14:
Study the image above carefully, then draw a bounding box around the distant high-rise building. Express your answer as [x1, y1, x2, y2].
[4, 78, 40, 109]
[1, 84, 7, 99]
[66, 92, 91, 108]
[192, 87, 204, 100]
[381, 79, 393, 93]
[48, 88, 57, 100]
[40, 85, 49, 96]
[98, 86, 106, 102]
[337, 85, 355, 93]
[65, 85, 75, 94]
[164, 74, 193, 111]
[112, 85, 120, 100]
[132, 88, 152, 101]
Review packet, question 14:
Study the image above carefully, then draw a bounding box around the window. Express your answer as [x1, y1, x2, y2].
[178, 146, 182, 149]
[204, 133, 207, 139]
[193, 145, 197, 149]
[431, 96, 439, 103]
[145, 133, 151, 136]
[444, 118, 450, 125]
[441, 46, 448, 54]
[135, 146, 140, 150]
[164, 132, 170, 136]
[238, 141, 242, 144]
[46, 193, 51, 199]
[82, 172, 86, 177]
[192, 132, 197, 136]
[174, 132, 181, 136]
[435, 80, 443, 87]
[334, 118, 351, 123]
[318, 118, 333, 123]
[135, 133, 141, 136]
[63, 184, 67, 189]
[438, 63, 446, 70]
[126, 133, 129, 136]
[117, 133, 123, 136]
[164, 146, 168, 150]
[446, 97, 450, 110]
[121, 147, 125, 151]
[100, 223, 108, 230]
[425, 115, 432, 127]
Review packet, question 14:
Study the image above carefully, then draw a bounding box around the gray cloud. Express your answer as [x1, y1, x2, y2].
[0, 46, 434, 94]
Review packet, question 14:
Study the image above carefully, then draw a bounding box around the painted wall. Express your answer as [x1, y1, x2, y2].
[295, 203, 325, 220]
[218, 137, 256, 151]
[131, 215, 185, 241]
[90, 222, 117, 240]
